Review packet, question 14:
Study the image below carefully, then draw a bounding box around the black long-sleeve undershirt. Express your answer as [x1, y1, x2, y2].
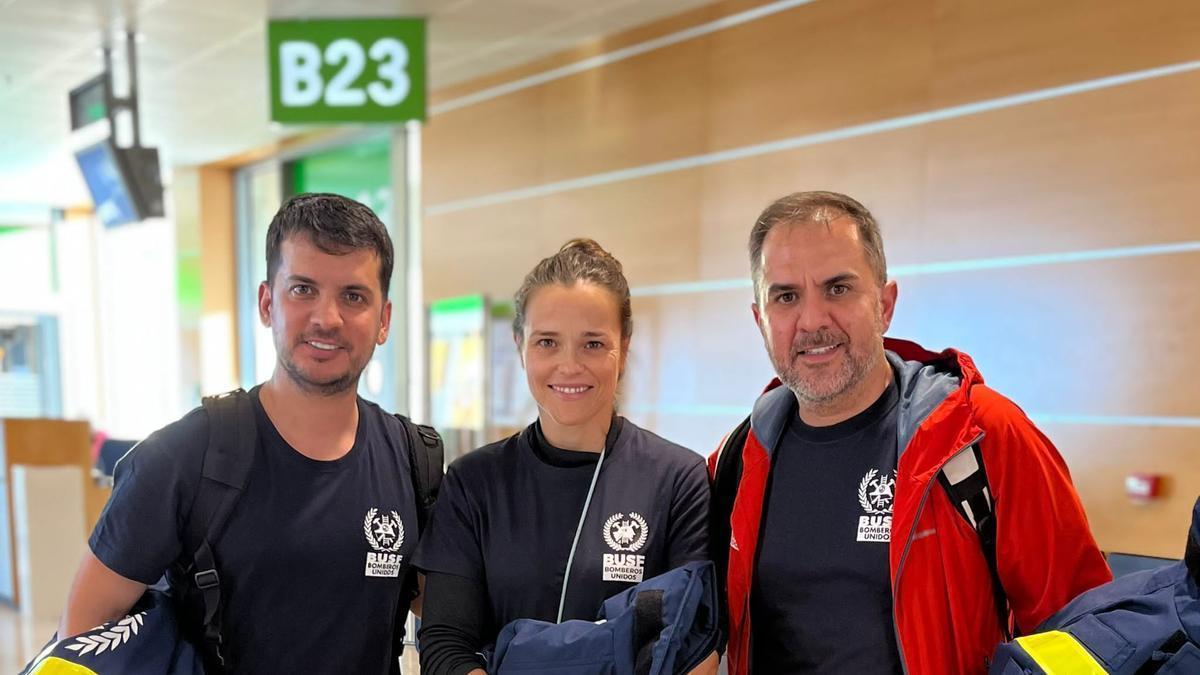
[417, 571, 489, 675]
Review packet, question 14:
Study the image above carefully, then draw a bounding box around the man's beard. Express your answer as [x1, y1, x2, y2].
[772, 327, 881, 407]
[278, 334, 368, 397]
[280, 355, 362, 396]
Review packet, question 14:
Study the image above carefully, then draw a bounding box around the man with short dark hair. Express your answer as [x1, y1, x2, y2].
[60, 193, 427, 674]
[710, 191, 1112, 674]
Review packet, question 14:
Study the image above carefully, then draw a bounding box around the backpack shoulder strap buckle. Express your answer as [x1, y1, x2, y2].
[194, 568, 220, 590]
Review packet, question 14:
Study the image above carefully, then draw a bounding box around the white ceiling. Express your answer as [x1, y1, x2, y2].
[0, 0, 715, 206]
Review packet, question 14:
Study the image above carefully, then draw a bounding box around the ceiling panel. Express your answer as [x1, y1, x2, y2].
[0, 0, 717, 204]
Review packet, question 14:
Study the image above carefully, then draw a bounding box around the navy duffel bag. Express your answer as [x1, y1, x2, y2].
[21, 586, 205, 675]
[989, 496, 1200, 674]
[489, 560, 719, 675]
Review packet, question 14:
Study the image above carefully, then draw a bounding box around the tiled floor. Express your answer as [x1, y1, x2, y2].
[0, 603, 57, 673]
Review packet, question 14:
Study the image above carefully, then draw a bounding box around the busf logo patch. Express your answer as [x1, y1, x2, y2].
[602, 512, 648, 582]
[856, 469, 896, 542]
[364, 507, 405, 577]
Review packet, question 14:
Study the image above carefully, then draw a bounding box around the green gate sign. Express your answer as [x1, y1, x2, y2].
[268, 18, 426, 123]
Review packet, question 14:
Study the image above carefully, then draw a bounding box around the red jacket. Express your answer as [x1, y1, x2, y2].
[708, 339, 1111, 674]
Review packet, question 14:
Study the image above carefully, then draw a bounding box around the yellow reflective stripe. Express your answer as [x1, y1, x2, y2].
[1017, 630, 1108, 674]
[28, 656, 99, 675]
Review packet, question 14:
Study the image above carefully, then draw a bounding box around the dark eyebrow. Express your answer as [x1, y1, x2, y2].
[582, 331, 609, 338]
[342, 284, 373, 295]
[530, 330, 560, 337]
[766, 273, 860, 298]
[286, 274, 317, 285]
[822, 272, 860, 286]
[766, 282, 799, 297]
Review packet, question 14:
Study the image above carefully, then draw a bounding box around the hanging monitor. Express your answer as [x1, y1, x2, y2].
[68, 32, 164, 227]
[73, 138, 163, 228]
[74, 139, 137, 227]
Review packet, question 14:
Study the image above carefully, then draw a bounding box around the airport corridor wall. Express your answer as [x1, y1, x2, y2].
[418, 0, 1200, 558]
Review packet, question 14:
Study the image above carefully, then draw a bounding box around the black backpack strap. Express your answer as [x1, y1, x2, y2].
[632, 589, 666, 675]
[709, 415, 751, 653]
[183, 389, 257, 671]
[938, 441, 1010, 640]
[382, 414, 443, 661]
[392, 413, 444, 533]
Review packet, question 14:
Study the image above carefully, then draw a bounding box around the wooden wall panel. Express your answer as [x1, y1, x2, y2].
[422, 0, 1200, 554]
[622, 292, 768, 456]
[692, 131, 931, 280]
[424, 0, 937, 208]
[426, 39, 713, 206]
[198, 166, 239, 391]
[704, 0, 934, 149]
[626, 292, 768, 415]
[429, 61, 1200, 298]
[922, 72, 1200, 262]
[427, 0, 773, 107]
[425, 169, 704, 301]
[890, 255, 1200, 418]
[423, 202, 544, 302]
[424, 93, 547, 206]
[426, 129, 933, 298]
[1051, 425, 1200, 559]
[929, 0, 1200, 106]
[426, 0, 1200, 216]
[539, 38, 710, 184]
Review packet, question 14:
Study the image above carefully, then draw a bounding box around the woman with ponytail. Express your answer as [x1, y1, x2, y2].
[414, 239, 713, 675]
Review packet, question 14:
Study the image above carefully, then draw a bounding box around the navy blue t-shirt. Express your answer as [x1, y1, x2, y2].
[89, 387, 419, 674]
[750, 379, 903, 674]
[413, 417, 710, 643]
